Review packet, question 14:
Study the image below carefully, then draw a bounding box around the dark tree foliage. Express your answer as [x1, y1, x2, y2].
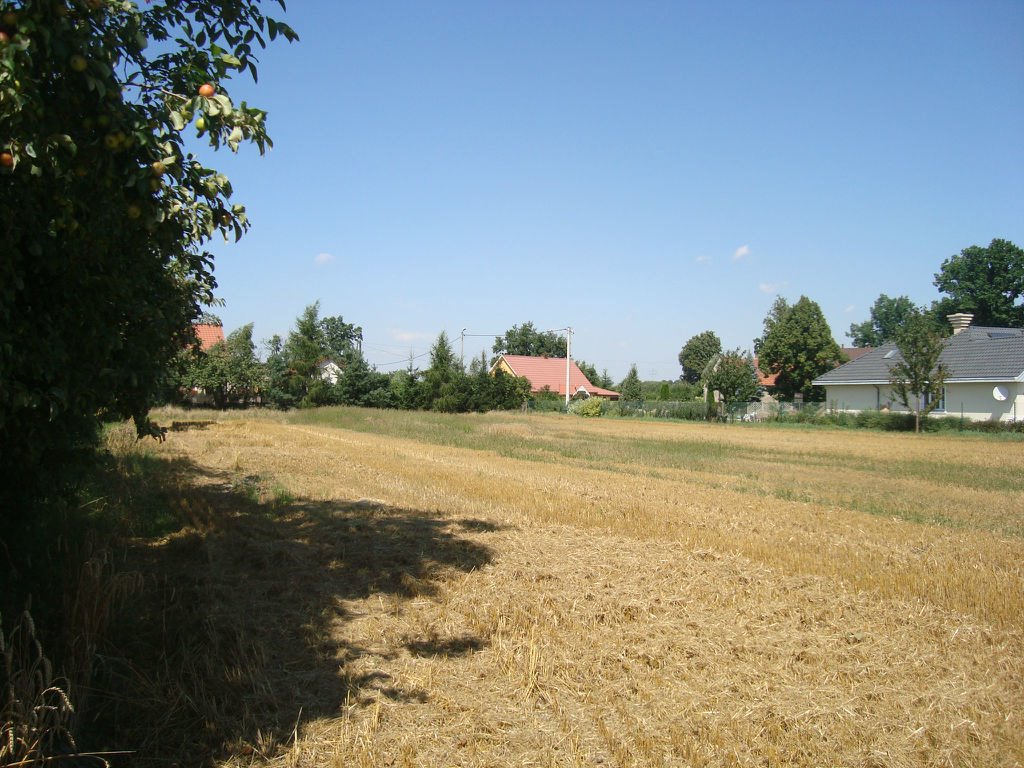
[337, 350, 390, 408]
[0, 0, 295, 518]
[618, 364, 642, 402]
[932, 239, 1024, 328]
[275, 302, 363, 407]
[466, 353, 530, 412]
[575, 359, 613, 389]
[388, 365, 422, 411]
[423, 332, 466, 413]
[678, 330, 722, 384]
[753, 296, 789, 355]
[576, 360, 600, 386]
[284, 303, 327, 382]
[262, 335, 295, 410]
[321, 315, 363, 358]
[642, 380, 699, 401]
[757, 296, 842, 402]
[849, 294, 917, 347]
[492, 322, 567, 359]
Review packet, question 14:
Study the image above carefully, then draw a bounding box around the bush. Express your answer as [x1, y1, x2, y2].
[531, 392, 565, 413]
[613, 401, 646, 418]
[568, 397, 603, 417]
[768, 407, 1024, 435]
[652, 401, 708, 420]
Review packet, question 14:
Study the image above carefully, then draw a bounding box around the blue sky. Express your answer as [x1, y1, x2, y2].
[202, 0, 1024, 382]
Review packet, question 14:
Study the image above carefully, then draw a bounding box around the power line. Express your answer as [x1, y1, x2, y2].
[370, 350, 431, 370]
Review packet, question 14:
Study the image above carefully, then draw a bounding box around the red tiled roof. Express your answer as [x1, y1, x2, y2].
[195, 324, 225, 350]
[495, 355, 620, 398]
[752, 356, 778, 388]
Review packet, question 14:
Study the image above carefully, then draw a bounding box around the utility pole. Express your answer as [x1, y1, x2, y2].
[564, 327, 573, 408]
[460, 329, 466, 366]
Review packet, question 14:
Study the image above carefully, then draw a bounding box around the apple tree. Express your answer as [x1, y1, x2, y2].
[0, 0, 296, 519]
[704, 349, 758, 413]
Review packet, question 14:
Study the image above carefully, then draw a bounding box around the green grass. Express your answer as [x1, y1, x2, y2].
[290, 406, 1021, 491]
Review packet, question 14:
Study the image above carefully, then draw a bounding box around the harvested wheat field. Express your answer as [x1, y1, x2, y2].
[113, 408, 1024, 767]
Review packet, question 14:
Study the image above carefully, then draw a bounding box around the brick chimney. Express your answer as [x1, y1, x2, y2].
[947, 312, 974, 334]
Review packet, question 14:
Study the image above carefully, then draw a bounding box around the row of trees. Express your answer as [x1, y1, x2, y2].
[185, 236, 1019, 423]
[849, 239, 1024, 346]
[676, 238, 1022, 413]
[676, 331, 759, 410]
[188, 236, 1018, 420]
[679, 295, 840, 407]
[178, 313, 708, 416]
[174, 306, 535, 413]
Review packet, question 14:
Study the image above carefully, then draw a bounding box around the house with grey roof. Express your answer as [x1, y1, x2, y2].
[813, 314, 1024, 423]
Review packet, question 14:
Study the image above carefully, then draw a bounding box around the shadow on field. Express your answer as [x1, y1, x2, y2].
[86, 453, 497, 766]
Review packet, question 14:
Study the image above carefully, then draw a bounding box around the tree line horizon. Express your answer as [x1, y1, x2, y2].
[183, 237, 1022, 413]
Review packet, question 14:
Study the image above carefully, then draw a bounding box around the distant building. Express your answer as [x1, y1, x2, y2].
[317, 359, 343, 385]
[491, 355, 620, 400]
[194, 323, 225, 350]
[813, 314, 1024, 422]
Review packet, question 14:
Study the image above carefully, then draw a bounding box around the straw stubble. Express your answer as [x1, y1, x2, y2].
[148, 409, 1022, 767]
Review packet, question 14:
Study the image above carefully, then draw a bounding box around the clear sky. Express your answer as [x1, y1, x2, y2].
[202, 0, 1024, 382]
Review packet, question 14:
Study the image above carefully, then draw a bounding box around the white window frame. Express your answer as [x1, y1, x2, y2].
[924, 386, 946, 413]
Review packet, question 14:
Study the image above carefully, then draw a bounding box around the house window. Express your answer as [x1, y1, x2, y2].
[924, 387, 946, 412]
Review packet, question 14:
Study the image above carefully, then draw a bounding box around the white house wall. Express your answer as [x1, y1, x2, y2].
[944, 382, 1024, 422]
[825, 382, 1024, 423]
[824, 385, 884, 413]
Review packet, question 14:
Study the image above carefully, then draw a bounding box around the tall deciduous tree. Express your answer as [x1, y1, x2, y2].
[932, 239, 1024, 328]
[848, 294, 917, 347]
[758, 296, 842, 402]
[678, 331, 722, 384]
[0, 0, 295, 517]
[754, 296, 790, 355]
[321, 315, 363, 358]
[889, 310, 949, 433]
[492, 322, 567, 359]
